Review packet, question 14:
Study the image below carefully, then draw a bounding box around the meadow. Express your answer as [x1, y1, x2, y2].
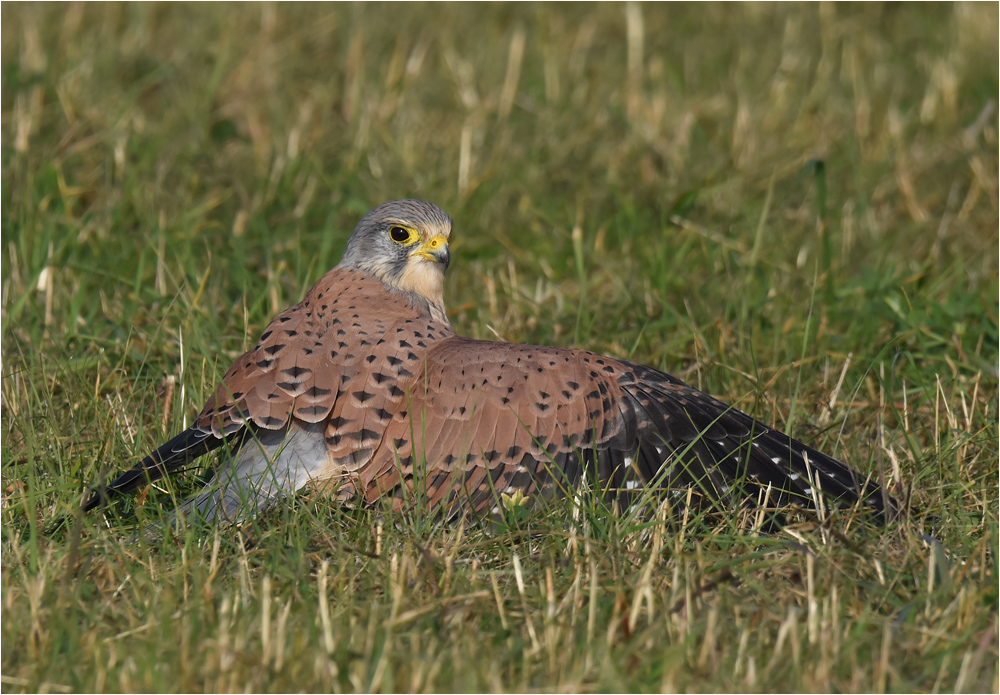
[2, 3, 997, 692]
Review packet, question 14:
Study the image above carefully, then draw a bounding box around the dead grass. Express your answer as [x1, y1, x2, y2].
[2, 3, 997, 692]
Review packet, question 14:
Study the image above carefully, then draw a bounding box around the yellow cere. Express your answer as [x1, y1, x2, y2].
[423, 235, 447, 252]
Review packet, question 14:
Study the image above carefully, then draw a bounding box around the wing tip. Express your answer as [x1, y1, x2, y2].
[78, 426, 232, 515]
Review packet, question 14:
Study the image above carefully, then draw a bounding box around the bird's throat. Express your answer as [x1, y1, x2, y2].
[394, 262, 449, 324]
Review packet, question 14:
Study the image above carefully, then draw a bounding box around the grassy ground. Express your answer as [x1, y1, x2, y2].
[2, 3, 997, 692]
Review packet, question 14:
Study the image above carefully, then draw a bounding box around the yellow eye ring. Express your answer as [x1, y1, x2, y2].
[388, 225, 417, 245]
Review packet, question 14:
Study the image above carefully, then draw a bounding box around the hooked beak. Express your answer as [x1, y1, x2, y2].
[414, 234, 450, 269]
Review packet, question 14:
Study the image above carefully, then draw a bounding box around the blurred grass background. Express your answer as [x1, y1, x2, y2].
[2, 3, 997, 692]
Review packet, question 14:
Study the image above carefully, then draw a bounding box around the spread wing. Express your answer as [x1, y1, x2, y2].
[357, 337, 891, 519]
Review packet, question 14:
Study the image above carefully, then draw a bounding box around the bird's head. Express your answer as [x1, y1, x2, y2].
[338, 199, 453, 320]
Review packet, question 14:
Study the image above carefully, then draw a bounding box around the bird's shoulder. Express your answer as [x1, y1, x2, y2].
[195, 266, 453, 435]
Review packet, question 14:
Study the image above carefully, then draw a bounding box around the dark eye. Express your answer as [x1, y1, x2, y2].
[389, 226, 411, 243]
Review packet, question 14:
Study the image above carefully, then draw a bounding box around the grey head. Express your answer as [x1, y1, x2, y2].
[338, 199, 454, 322]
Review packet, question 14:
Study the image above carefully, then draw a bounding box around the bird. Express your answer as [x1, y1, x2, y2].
[80, 199, 895, 529]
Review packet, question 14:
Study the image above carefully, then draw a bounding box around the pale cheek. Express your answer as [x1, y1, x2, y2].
[397, 261, 445, 302]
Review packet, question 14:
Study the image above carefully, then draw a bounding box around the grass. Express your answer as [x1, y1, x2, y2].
[2, 3, 997, 692]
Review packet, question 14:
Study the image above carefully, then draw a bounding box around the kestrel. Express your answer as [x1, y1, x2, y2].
[81, 200, 894, 527]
